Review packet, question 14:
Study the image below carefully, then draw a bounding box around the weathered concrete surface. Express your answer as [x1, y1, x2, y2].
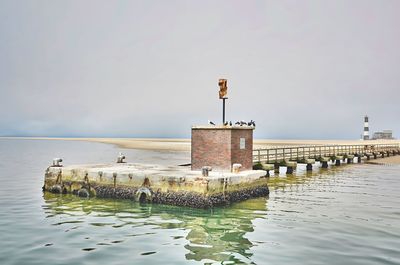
[43, 163, 268, 208]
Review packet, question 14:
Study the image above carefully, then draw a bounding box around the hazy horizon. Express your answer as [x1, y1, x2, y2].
[1, 0, 399, 139]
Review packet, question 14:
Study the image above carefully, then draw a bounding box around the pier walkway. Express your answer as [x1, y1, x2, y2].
[253, 144, 400, 174]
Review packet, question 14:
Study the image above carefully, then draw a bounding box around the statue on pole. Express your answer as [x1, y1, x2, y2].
[218, 79, 228, 99]
[218, 79, 228, 124]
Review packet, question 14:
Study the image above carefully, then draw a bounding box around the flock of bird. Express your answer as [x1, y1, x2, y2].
[207, 120, 256, 127]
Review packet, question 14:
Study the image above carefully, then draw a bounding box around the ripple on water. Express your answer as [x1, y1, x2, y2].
[141, 251, 157, 256]
[82, 248, 96, 252]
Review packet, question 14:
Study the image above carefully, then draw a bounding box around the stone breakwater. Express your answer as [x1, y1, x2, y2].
[43, 163, 268, 208]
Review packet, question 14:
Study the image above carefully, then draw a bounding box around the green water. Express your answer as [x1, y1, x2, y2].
[0, 139, 399, 264]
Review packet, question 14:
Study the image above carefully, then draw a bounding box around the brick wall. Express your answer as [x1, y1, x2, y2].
[191, 126, 253, 171]
[231, 129, 253, 170]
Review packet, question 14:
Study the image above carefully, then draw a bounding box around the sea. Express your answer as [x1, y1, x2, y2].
[0, 139, 399, 265]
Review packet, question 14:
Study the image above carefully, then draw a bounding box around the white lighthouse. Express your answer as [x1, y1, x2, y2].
[363, 115, 369, 140]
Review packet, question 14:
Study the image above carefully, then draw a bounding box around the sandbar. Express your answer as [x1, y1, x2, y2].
[0, 137, 398, 152]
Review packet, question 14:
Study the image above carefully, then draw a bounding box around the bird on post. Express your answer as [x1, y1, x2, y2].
[116, 152, 126, 163]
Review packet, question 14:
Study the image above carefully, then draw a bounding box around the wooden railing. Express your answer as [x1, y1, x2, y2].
[253, 144, 400, 164]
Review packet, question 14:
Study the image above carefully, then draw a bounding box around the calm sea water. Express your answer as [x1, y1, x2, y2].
[0, 139, 399, 265]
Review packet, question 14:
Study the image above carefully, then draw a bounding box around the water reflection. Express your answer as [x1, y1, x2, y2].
[41, 165, 354, 264]
[42, 192, 268, 264]
[267, 166, 345, 192]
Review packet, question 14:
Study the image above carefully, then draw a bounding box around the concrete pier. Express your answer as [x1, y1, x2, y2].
[274, 164, 280, 174]
[305, 159, 315, 171]
[320, 157, 329, 168]
[335, 156, 343, 166]
[254, 144, 399, 164]
[43, 163, 268, 208]
[346, 155, 354, 164]
[285, 161, 297, 174]
[253, 144, 400, 171]
[261, 163, 274, 177]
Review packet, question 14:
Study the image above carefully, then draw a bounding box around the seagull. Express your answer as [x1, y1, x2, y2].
[208, 120, 215, 125]
[117, 152, 126, 163]
[229, 121, 232, 126]
[224, 121, 228, 126]
[235, 121, 240, 125]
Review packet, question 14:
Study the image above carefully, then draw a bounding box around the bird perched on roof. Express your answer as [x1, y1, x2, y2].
[224, 121, 228, 126]
[208, 120, 215, 125]
[229, 121, 232, 126]
[248, 120, 256, 127]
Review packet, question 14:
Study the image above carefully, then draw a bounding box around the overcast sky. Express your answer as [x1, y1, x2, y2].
[0, 0, 399, 139]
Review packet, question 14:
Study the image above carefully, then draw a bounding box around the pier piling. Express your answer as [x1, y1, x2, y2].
[285, 161, 297, 174]
[274, 164, 280, 174]
[253, 144, 400, 171]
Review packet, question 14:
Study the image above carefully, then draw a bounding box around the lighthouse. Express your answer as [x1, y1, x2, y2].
[363, 115, 369, 140]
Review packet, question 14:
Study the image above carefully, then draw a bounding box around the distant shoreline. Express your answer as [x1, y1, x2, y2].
[0, 137, 191, 151]
[366, 156, 400, 165]
[1, 137, 399, 152]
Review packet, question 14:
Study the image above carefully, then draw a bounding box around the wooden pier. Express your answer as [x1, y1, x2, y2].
[253, 144, 400, 174]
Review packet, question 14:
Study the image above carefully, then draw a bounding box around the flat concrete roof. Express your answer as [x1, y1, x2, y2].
[49, 162, 266, 182]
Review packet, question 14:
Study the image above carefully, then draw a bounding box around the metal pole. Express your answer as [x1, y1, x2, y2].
[222, 98, 226, 124]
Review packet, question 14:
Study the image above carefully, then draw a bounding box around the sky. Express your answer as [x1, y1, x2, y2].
[0, 0, 399, 139]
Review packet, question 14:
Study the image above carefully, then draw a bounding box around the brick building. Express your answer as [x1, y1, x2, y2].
[373, 130, 394, 139]
[191, 125, 254, 171]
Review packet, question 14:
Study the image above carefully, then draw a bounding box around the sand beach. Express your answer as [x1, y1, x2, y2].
[1, 137, 399, 155]
[366, 155, 400, 165]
